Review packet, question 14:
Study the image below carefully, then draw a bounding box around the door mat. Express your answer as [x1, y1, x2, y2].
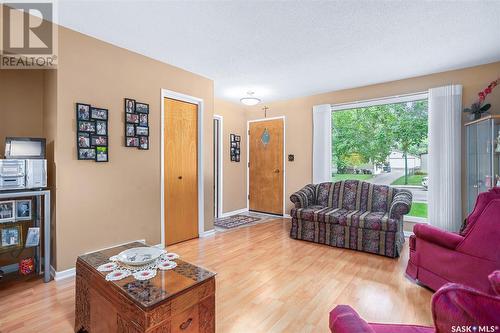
[214, 215, 261, 229]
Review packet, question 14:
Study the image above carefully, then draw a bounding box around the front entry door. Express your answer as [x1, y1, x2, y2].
[164, 98, 198, 245]
[249, 118, 284, 215]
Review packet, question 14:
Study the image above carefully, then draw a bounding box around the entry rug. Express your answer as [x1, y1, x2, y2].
[214, 215, 261, 229]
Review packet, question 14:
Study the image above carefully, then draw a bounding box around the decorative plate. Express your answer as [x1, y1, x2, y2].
[158, 261, 177, 271]
[109, 255, 119, 262]
[133, 270, 157, 281]
[105, 270, 130, 281]
[97, 262, 117, 272]
[164, 252, 180, 260]
[117, 247, 164, 266]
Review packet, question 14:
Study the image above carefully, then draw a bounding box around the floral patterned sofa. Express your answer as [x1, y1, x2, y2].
[290, 180, 412, 258]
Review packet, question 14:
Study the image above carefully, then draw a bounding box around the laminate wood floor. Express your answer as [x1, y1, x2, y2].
[0, 218, 433, 333]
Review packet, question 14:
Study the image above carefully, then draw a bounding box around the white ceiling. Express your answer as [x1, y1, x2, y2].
[57, 1, 500, 104]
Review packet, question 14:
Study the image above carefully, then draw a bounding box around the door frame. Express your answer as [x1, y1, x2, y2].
[246, 116, 286, 216]
[160, 89, 205, 248]
[213, 114, 223, 218]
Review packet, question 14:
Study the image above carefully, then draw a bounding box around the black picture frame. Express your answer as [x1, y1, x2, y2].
[139, 136, 149, 150]
[124, 98, 136, 114]
[77, 132, 90, 148]
[135, 126, 149, 136]
[90, 135, 108, 147]
[230, 133, 240, 162]
[95, 120, 107, 135]
[90, 107, 108, 120]
[135, 102, 149, 114]
[126, 113, 139, 124]
[78, 148, 96, 160]
[139, 113, 148, 126]
[76, 102, 109, 162]
[125, 137, 139, 147]
[78, 120, 96, 132]
[76, 103, 91, 121]
[95, 146, 108, 162]
[125, 123, 135, 137]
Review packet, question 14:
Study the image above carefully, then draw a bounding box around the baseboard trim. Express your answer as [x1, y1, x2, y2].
[220, 208, 248, 218]
[51, 238, 148, 282]
[200, 229, 215, 237]
[283, 213, 291, 218]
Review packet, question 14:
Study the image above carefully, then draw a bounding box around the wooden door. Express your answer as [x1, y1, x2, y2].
[249, 118, 284, 215]
[164, 98, 198, 245]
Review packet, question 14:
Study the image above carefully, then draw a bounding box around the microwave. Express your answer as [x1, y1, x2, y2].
[0, 159, 47, 191]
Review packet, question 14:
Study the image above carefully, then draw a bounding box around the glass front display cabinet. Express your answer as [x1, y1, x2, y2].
[465, 115, 500, 214]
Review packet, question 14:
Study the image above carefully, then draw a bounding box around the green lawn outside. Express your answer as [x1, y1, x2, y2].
[407, 202, 428, 218]
[332, 173, 374, 182]
[391, 174, 426, 186]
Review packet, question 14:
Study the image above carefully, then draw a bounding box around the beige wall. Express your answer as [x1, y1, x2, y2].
[0, 70, 45, 157]
[240, 62, 500, 214]
[214, 99, 248, 213]
[53, 27, 214, 270]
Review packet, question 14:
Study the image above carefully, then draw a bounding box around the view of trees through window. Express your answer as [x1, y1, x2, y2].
[332, 100, 428, 218]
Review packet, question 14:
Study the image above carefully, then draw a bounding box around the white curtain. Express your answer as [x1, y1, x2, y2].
[428, 84, 463, 231]
[312, 104, 332, 184]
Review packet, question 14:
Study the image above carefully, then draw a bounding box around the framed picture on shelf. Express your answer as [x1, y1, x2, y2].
[90, 108, 108, 120]
[15, 200, 31, 220]
[0, 201, 15, 222]
[135, 102, 149, 113]
[125, 98, 135, 114]
[76, 103, 91, 121]
[78, 148, 96, 160]
[0, 224, 22, 250]
[96, 146, 108, 162]
[25, 227, 40, 247]
[77, 132, 90, 148]
[125, 137, 139, 147]
[139, 136, 149, 150]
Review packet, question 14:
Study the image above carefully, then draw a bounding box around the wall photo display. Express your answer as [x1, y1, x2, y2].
[230, 134, 241, 162]
[124, 98, 149, 150]
[76, 103, 109, 162]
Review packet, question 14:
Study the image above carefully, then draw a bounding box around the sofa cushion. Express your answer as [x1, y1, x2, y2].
[336, 211, 399, 232]
[291, 205, 327, 221]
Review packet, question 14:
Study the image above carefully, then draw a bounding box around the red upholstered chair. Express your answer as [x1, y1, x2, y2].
[329, 272, 500, 333]
[406, 188, 500, 293]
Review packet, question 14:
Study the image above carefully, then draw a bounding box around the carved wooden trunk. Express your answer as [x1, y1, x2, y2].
[75, 242, 216, 333]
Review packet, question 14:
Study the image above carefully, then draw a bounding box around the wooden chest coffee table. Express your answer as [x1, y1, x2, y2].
[75, 242, 216, 333]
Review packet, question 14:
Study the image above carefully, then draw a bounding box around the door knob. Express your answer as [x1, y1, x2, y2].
[178, 176, 182, 180]
[274, 169, 280, 173]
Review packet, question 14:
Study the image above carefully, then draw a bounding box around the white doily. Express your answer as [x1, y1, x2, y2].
[97, 262, 117, 272]
[102, 251, 180, 281]
[106, 270, 130, 281]
[133, 270, 157, 281]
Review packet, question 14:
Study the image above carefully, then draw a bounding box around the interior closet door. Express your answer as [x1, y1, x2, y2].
[164, 98, 198, 245]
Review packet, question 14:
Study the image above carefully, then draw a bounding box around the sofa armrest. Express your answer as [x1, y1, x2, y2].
[389, 190, 412, 219]
[432, 283, 500, 332]
[329, 305, 375, 333]
[290, 184, 316, 209]
[413, 224, 463, 250]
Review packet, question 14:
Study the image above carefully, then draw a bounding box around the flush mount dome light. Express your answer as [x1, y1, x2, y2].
[240, 91, 261, 106]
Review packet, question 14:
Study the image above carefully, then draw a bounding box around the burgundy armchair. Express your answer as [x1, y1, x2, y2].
[329, 272, 500, 333]
[406, 188, 500, 293]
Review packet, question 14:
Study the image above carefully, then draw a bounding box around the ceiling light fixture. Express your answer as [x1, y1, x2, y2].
[240, 91, 261, 106]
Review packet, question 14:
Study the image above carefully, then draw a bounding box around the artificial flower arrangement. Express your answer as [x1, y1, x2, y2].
[464, 78, 499, 120]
